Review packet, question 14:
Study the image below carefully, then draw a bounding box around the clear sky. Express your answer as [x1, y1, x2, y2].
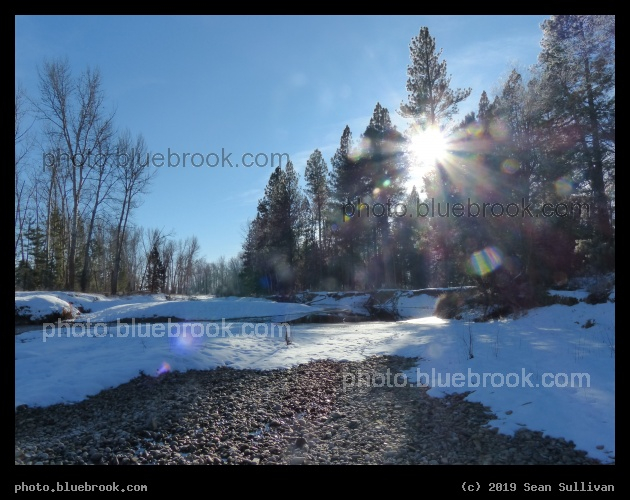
[15, 15, 550, 263]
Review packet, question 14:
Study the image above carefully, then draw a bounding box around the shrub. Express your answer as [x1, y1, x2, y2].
[61, 305, 75, 321]
[434, 292, 464, 319]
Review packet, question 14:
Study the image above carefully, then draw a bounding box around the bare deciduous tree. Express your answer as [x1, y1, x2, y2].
[110, 130, 155, 295]
[15, 83, 36, 260]
[35, 58, 115, 290]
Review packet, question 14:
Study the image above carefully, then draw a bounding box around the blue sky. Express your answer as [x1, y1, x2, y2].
[15, 15, 549, 263]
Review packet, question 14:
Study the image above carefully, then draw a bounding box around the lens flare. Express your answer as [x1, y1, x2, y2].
[407, 125, 451, 192]
[168, 322, 204, 354]
[554, 176, 573, 197]
[156, 361, 171, 376]
[501, 158, 519, 174]
[465, 122, 485, 139]
[488, 119, 509, 141]
[409, 125, 448, 167]
[469, 246, 503, 276]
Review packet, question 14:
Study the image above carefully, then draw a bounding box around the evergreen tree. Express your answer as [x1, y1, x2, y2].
[398, 26, 471, 286]
[15, 259, 34, 291]
[538, 15, 615, 270]
[47, 206, 67, 289]
[354, 103, 409, 287]
[295, 196, 318, 290]
[304, 149, 329, 249]
[327, 125, 360, 289]
[240, 216, 266, 295]
[241, 161, 304, 295]
[399, 26, 472, 128]
[145, 243, 166, 293]
[18, 221, 56, 290]
[284, 159, 302, 273]
[329, 125, 356, 202]
[487, 70, 550, 283]
[478, 90, 491, 122]
[392, 185, 429, 288]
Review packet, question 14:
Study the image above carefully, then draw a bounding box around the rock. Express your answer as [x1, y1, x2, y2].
[14, 356, 608, 466]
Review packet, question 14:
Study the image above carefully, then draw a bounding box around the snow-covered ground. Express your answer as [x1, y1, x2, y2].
[295, 291, 373, 317]
[15, 287, 615, 463]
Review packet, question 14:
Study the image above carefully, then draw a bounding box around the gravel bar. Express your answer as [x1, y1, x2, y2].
[15, 355, 604, 465]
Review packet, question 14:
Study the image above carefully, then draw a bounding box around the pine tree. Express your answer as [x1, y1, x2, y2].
[295, 196, 318, 290]
[242, 161, 304, 294]
[23, 222, 54, 289]
[329, 125, 355, 202]
[392, 185, 429, 288]
[145, 244, 166, 293]
[284, 160, 302, 273]
[354, 103, 409, 287]
[399, 26, 472, 128]
[538, 15, 615, 270]
[304, 149, 329, 285]
[240, 216, 265, 295]
[398, 27, 471, 287]
[304, 149, 329, 248]
[478, 90, 491, 122]
[15, 259, 34, 291]
[327, 125, 360, 289]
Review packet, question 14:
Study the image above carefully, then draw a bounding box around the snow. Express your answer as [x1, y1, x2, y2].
[14, 288, 615, 464]
[548, 289, 591, 300]
[377, 290, 441, 319]
[15, 293, 75, 322]
[296, 291, 373, 316]
[74, 295, 321, 324]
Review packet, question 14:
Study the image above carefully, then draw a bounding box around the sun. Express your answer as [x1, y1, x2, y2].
[408, 125, 448, 168]
[406, 125, 449, 192]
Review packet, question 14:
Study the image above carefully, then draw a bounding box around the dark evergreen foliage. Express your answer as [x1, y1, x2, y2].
[17, 17, 614, 297]
[145, 244, 166, 294]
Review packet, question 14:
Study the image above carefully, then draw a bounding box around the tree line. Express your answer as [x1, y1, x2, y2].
[15, 58, 243, 296]
[16, 16, 614, 301]
[239, 16, 615, 300]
